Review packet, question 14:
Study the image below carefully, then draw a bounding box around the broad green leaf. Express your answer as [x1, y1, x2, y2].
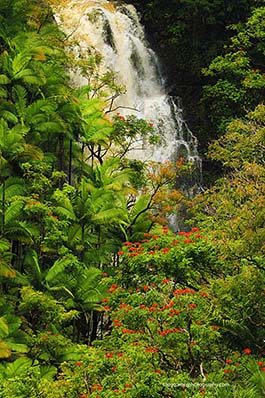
[0, 341, 11, 359]
[40, 365, 57, 380]
[4, 357, 32, 377]
[0, 74, 10, 84]
[45, 256, 75, 284]
[0, 317, 9, 338]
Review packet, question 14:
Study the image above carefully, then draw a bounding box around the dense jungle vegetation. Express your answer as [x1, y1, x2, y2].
[0, 0, 264, 397]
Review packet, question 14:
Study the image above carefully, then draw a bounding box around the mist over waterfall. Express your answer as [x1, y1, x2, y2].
[54, 0, 201, 187]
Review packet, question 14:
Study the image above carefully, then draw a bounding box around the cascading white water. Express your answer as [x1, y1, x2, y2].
[54, 0, 201, 185]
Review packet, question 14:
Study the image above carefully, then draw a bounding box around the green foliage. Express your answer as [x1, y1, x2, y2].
[117, 226, 221, 287]
[0, 1, 264, 397]
[125, 0, 264, 151]
[202, 6, 265, 136]
[210, 266, 265, 349]
[192, 105, 265, 266]
[0, 299, 28, 359]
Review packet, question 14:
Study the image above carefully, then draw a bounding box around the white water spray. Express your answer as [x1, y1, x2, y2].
[54, 0, 201, 184]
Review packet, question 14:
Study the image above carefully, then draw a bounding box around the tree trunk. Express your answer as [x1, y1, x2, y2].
[68, 139, 73, 185]
[1, 177, 5, 236]
[58, 134, 64, 189]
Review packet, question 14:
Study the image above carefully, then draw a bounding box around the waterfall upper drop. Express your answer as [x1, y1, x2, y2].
[54, 0, 201, 177]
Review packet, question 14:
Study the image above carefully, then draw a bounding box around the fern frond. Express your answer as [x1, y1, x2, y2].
[4, 201, 24, 225]
[0, 87, 7, 98]
[0, 74, 10, 85]
[12, 52, 31, 75]
[45, 255, 77, 284]
[1, 110, 18, 124]
[19, 144, 44, 161]
[35, 121, 63, 133]
[0, 177, 27, 200]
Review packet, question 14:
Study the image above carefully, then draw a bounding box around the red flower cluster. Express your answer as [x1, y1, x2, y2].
[105, 353, 113, 358]
[169, 309, 181, 316]
[184, 239, 194, 244]
[101, 297, 109, 303]
[120, 303, 132, 310]
[174, 288, 197, 295]
[148, 304, 158, 312]
[122, 328, 143, 334]
[108, 284, 118, 293]
[47, 212, 58, 219]
[92, 384, 103, 391]
[170, 240, 180, 245]
[113, 319, 123, 327]
[223, 369, 233, 374]
[162, 226, 169, 234]
[211, 325, 219, 330]
[160, 300, 175, 311]
[159, 327, 185, 336]
[145, 347, 159, 353]
[178, 231, 193, 237]
[243, 348, 252, 355]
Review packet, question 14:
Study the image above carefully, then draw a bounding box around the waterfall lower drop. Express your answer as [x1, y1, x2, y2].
[54, 0, 202, 194]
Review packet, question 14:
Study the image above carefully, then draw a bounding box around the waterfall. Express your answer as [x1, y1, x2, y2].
[54, 0, 201, 191]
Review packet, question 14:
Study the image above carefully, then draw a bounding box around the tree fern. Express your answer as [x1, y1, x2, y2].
[18, 143, 43, 161]
[12, 84, 27, 120]
[2, 357, 32, 377]
[53, 191, 77, 221]
[0, 302, 28, 359]
[23, 248, 41, 285]
[92, 207, 129, 225]
[45, 254, 78, 285]
[0, 74, 10, 85]
[1, 110, 18, 124]
[26, 98, 56, 123]
[4, 201, 24, 225]
[14, 68, 46, 86]
[0, 87, 7, 98]
[0, 317, 9, 338]
[35, 120, 63, 133]
[0, 178, 27, 213]
[67, 223, 82, 245]
[4, 220, 37, 244]
[11, 51, 31, 76]
[0, 238, 15, 278]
